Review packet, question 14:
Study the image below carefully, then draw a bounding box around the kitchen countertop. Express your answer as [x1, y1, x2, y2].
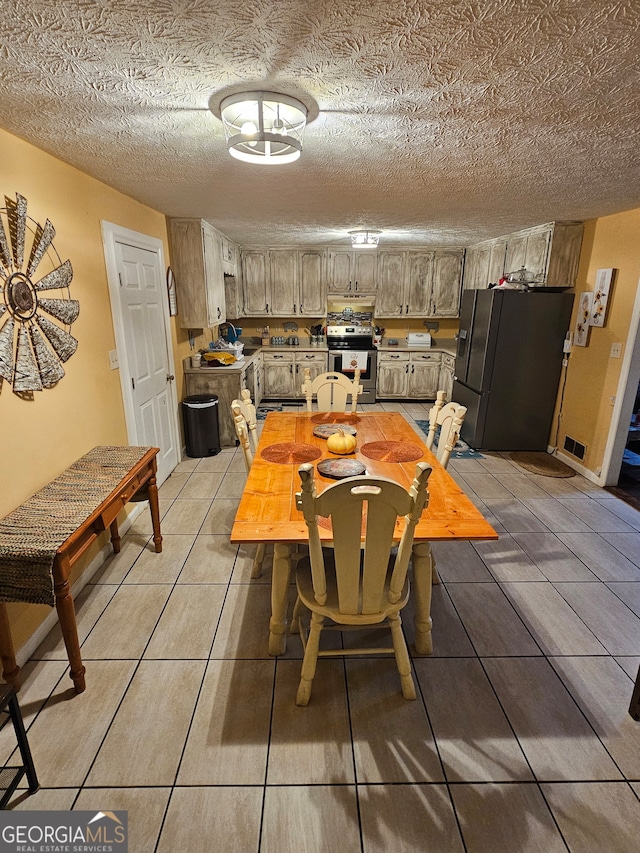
[376, 338, 457, 356]
[184, 337, 457, 373]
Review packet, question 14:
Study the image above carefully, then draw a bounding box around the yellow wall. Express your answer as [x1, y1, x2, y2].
[559, 209, 640, 473]
[0, 128, 177, 649]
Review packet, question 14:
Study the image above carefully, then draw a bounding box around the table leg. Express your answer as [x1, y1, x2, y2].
[269, 542, 292, 656]
[147, 475, 163, 553]
[412, 541, 433, 655]
[53, 561, 85, 694]
[0, 604, 21, 690]
[109, 519, 122, 554]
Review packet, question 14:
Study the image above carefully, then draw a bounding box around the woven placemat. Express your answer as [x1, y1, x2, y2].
[360, 441, 424, 463]
[261, 443, 321, 464]
[509, 452, 575, 478]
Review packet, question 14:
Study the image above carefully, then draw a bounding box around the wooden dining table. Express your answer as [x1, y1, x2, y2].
[230, 410, 498, 656]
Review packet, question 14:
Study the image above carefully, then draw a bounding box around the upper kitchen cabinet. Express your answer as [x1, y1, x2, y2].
[431, 250, 464, 316]
[168, 218, 226, 329]
[269, 249, 298, 316]
[464, 222, 583, 290]
[298, 249, 327, 315]
[241, 248, 326, 316]
[242, 249, 269, 315]
[463, 240, 507, 290]
[375, 249, 464, 318]
[328, 250, 377, 294]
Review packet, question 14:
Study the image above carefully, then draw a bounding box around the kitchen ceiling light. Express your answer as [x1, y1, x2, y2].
[219, 91, 307, 165]
[349, 230, 382, 248]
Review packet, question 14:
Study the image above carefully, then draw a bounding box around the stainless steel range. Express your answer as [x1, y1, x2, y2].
[326, 300, 377, 404]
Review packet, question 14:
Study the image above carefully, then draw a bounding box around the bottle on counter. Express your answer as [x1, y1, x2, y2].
[261, 326, 270, 346]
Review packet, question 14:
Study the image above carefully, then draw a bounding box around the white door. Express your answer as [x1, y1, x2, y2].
[102, 223, 179, 485]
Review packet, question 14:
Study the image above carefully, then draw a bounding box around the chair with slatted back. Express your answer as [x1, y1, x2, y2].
[292, 461, 432, 706]
[231, 394, 265, 578]
[426, 390, 468, 469]
[302, 369, 362, 413]
[425, 391, 467, 585]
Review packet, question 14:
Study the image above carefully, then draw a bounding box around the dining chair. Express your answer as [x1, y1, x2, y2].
[425, 390, 468, 585]
[302, 368, 362, 413]
[292, 461, 432, 705]
[426, 390, 468, 469]
[230, 393, 265, 578]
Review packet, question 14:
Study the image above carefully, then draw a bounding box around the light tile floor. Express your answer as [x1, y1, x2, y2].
[3, 402, 640, 852]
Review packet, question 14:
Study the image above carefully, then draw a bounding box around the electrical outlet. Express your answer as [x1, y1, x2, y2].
[610, 342, 622, 358]
[108, 350, 119, 370]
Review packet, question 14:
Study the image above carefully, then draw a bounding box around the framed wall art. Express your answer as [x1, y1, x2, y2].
[574, 291, 593, 347]
[0, 192, 78, 394]
[590, 268, 615, 327]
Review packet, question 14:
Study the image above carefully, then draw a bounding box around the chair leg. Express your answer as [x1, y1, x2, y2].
[296, 611, 324, 706]
[389, 613, 416, 700]
[251, 543, 266, 579]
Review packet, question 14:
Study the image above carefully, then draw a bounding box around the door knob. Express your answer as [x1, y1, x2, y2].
[166, 374, 175, 381]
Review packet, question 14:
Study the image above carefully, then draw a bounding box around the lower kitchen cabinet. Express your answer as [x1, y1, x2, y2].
[377, 350, 448, 400]
[377, 352, 410, 397]
[184, 357, 260, 447]
[262, 351, 328, 398]
[440, 353, 455, 401]
[407, 352, 442, 398]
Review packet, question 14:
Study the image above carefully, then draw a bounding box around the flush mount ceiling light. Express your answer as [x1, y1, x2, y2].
[219, 91, 307, 165]
[349, 230, 382, 248]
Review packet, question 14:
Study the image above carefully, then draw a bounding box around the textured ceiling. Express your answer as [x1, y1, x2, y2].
[1, 0, 639, 248]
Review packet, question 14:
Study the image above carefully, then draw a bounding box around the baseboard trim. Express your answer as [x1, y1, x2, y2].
[554, 451, 604, 486]
[15, 504, 145, 667]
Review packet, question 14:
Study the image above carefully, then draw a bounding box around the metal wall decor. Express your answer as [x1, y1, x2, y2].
[0, 193, 78, 394]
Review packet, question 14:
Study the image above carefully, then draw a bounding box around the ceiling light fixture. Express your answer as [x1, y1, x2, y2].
[219, 91, 307, 165]
[349, 230, 382, 248]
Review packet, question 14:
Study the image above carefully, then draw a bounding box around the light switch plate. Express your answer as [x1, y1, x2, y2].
[108, 350, 119, 369]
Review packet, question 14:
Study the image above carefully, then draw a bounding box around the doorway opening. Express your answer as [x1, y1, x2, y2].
[603, 277, 640, 511]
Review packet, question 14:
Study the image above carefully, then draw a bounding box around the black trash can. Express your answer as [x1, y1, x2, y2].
[182, 394, 221, 457]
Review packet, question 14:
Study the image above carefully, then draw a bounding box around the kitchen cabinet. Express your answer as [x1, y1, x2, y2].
[183, 361, 254, 447]
[262, 350, 328, 398]
[407, 351, 442, 398]
[224, 270, 243, 321]
[377, 352, 410, 398]
[375, 250, 464, 318]
[168, 218, 226, 329]
[298, 249, 327, 315]
[440, 353, 455, 401]
[327, 250, 377, 294]
[241, 248, 326, 317]
[464, 222, 583, 290]
[377, 350, 446, 399]
[262, 352, 295, 397]
[269, 249, 298, 316]
[242, 249, 269, 315]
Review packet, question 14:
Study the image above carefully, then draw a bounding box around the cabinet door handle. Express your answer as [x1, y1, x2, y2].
[405, 304, 409, 314]
[217, 307, 221, 319]
[299, 304, 302, 313]
[293, 304, 297, 313]
[290, 364, 293, 374]
[411, 365, 415, 373]
[274, 355, 284, 359]
[355, 281, 358, 291]
[266, 303, 269, 313]
[405, 364, 409, 373]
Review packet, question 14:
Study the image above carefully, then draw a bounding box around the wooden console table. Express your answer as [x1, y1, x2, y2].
[0, 446, 162, 694]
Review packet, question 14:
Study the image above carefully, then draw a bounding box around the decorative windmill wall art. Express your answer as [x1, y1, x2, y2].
[0, 193, 78, 395]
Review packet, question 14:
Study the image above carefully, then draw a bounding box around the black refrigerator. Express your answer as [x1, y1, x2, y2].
[452, 289, 574, 451]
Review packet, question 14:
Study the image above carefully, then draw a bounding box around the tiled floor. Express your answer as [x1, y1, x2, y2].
[3, 402, 640, 851]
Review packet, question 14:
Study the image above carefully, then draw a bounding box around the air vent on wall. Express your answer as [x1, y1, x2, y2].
[563, 435, 586, 461]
